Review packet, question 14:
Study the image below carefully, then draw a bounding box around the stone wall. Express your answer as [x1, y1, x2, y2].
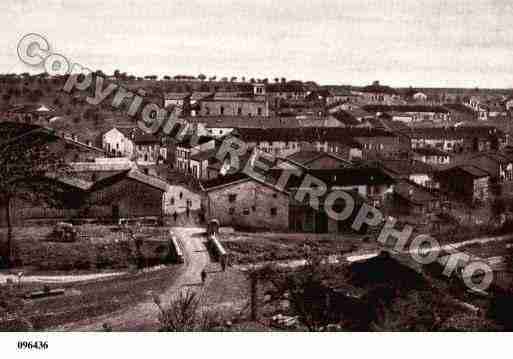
[206, 180, 288, 231]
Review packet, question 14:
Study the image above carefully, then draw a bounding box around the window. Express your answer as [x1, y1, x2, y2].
[220, 106, 225, 115]
[272, 193, 277, 198]
[237, 107, 242, 115]
[270, 208, 277, 216]
[257, 107, 262, 116]
[228, 194, 237, 203]
[229, 207, 235, 215]
[205, 106, 210, 115]
[243, 208, 250, 215]
[170, 197, 175, 205]
[179, 192, 183, 199]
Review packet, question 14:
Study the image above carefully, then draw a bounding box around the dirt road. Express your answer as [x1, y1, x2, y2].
[56, 227, 209, 331]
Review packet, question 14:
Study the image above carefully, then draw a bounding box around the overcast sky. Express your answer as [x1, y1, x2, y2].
[2, 0, 513, 88]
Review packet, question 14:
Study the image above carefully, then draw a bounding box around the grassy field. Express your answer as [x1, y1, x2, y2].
[0, 225, 173, 271]
[219, 232, 377, 265]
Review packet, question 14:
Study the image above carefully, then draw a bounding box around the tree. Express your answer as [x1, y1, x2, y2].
[154, 290, 220, 331]
[113, 69, 120, 79]
[230, 76, 237, 82]
[198, 74, 206, 82]
[0, 124, 71, 267]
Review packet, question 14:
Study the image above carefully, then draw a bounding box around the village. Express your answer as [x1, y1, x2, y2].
[2, 72, 513, 332]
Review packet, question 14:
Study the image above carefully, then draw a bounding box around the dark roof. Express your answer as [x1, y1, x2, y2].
[358, 83, 397, 95]
[281, 166, 395, 188]
[394, 179, 438, 205]
[380, 159, 434, 176]
[438, 165, 490, 178]
[234, 127, 393, 145]
[403, 126, 504, 139]
[363, 105, 449, 114]
[176, 134, 215, 148]
[330, 88, 355, 97]
[285, 151, 352, 169]
[361, 117, 410, 132]
[90, 169, 169, 192]
[134, 133, 160, 144]
[413, 147, 451, 156]
[164, 92, 191, 100]
[201, 172, 287, 195]
[331, 111, 361, 126]
[443, 103, 476, 115]
[200, 172, 249, 190]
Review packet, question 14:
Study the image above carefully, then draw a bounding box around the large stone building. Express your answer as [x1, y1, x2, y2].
[202, 173, 289, 231]
[197, 85, 270, 117]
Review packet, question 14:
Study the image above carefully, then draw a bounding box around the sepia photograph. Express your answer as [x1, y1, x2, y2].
[2, 0, 513, 356]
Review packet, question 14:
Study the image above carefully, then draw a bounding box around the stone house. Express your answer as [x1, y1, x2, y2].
[202, 173, 289, 231]
[379, 159, 437, 188]
[435, 165, 490, 203]
[389, 180, 440, 216]
[363, 105, 451, 123]
[353, 81, 401, 104]
[197, 85, 270, 117]
[405, 126, 503, 153]
[174, 135, 216, 174]
[412, 148, 452, 166]
[87, 169, 169, 222]
[102, 127, 140, 158]
[163, 185, 202, 216]
[163, 92, 191, 116]
[134, 133, 167, 166]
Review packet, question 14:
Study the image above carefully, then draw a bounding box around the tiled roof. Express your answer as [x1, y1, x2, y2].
[234, 127, 393, 144]
[45, 173, 93, 191]
[413, 147, 450, 156]
[358, 84, 397, 95]
[282, 166, 395, 188]
[403, 126, 504, 139]
[439, 165, 490, 178]
[394, 179, 437, 204]
[380, 159, 434, 176]
[200, 172, 249, 190]
[363, 105, 449, 114]
[191, 92, 214, 101]
[176, 134, 215, 148]
[134, 133, 160, 144]
[164, 92, 191, 100]
[71, 161, 136, 172]
[91, 169, 169, 192]
[285, 151, 352, 169]
[201, 171, 288, 194]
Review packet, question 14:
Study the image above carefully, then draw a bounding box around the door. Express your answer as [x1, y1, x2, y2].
[112, 204, 120, 223]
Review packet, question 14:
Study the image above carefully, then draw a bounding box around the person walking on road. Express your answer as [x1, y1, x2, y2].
[201, 269, 207, 285]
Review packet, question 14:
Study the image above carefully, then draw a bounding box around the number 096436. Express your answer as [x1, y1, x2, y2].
[17, 341, 48, 350]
